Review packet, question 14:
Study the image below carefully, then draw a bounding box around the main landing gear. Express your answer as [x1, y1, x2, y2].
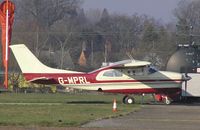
[123, 94, 172, 105]
[123, 95, 135, 104]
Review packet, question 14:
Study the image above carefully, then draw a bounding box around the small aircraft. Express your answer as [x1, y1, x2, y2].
[10, 44, 189, 104]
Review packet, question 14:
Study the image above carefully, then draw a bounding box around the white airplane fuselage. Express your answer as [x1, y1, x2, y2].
[23, 68, 183, 95]
[10, 44, 185, 104]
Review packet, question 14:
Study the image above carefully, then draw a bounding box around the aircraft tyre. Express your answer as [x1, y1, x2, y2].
[123, 96, 135, 104]
[123, 96, 127, 104]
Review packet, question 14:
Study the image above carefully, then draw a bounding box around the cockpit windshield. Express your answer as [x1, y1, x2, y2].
[148, 65, 158, 74]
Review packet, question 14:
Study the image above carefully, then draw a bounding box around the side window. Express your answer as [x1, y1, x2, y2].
[127, 70, 136, 76]
[127, 68, 144, 76]
[114, 70, 123, 77]
[103, 70, 113, 77]
[103, 70, 123, 77]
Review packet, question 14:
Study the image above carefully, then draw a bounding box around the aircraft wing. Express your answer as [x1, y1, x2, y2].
[91, 60, 151, 73]
[28, 77, 57, 84]
[109, 60, 151, 69]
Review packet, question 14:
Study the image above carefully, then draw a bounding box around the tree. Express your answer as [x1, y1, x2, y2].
[13, 0, 81, 58]
[85, 9, 102, 24]
[15, 0, 80, 27]
[174, 0, 200, 45]
[96, 9, 114, 62]
[50, 20, 75, 69]
[112, 14, 143, 52]
[9, 0, 181, 72]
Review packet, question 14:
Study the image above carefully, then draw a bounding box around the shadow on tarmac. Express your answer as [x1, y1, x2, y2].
[66, 101, 110, 104]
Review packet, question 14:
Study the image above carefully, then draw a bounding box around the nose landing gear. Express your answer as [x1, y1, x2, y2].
[154, 94, 172, 105]
[163, 96, 171, 105]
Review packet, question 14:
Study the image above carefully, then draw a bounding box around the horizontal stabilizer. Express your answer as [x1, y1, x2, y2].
[28, 77, 57, 84]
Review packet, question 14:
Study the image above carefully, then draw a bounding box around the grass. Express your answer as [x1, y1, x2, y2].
[0, 93, 141, 127]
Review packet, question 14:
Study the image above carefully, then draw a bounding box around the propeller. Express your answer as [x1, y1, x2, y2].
[183, 67, 191, 99]
[184, 71, 188, 98]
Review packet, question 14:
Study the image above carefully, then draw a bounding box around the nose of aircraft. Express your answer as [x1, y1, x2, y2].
[159, 71, 186, 81]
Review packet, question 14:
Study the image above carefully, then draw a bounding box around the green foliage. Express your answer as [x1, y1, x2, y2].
[0, 93, 139, 127]
[18, 75, 30, 88]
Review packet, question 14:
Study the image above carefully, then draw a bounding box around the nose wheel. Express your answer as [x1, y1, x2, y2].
[123, 95, 135, 104]
[163, 97, 171, 105]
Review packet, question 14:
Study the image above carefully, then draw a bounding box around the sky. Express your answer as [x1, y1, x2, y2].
[82, 0, 182, 23]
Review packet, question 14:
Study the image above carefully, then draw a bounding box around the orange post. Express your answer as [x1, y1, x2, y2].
[4, 0, 9, 89]
[112, 99, 117, 112]
[0, 0, 15, 89]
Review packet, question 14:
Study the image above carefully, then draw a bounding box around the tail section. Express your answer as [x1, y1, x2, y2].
[10, 44, 81, 74]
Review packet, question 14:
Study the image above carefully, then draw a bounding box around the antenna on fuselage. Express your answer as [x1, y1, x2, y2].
[126, 52, 135, 62]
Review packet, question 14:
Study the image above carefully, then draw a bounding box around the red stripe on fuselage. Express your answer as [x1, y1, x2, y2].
[103, 88, 181, 94]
